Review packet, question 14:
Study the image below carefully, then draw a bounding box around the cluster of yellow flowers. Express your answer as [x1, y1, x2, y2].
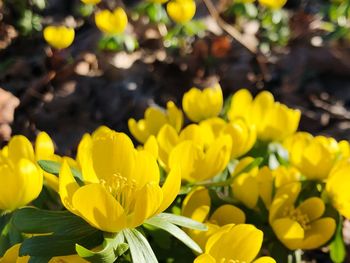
[43, 0, 287, 50]
[1, 83, 349, 262]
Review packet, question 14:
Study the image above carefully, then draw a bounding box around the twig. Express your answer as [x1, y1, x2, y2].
[202, 0, 257, 54]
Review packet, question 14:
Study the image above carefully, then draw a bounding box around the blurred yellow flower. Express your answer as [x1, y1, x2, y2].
[149, 0, 168, 3]
[284, 132, 340, 180]
[59, 128, 181, 233]
[81, 0, 101, 4]
[269, 182, 336, 250]
[0, 243, 88, 263]
[228, 89, 301, 141]
[183, 84, 223, 123]
[0, 136, 43, 212]
[95, 8, 128, 35]
[43, 26, 75, 49]
[167, 0, 196, 24]
[194, 224, 276, 263]
[182, 187, 245, 249]
[128, 101, 183, 143]
[259, 0, 287, 9]
[326, 159, 350, 219]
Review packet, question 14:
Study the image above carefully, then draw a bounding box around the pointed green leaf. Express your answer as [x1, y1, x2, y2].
[76, 232, 128, 263]
[37, 160, 84, 185]
[154, 213, 207, 231]
[123, 228, 158, 263]
[144, 217, 202, 254]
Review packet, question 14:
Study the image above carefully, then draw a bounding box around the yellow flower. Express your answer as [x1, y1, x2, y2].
[259, 0, 287, 9]
[128, 101, 183, 144]
[43, 26, 75, 49]
[183, 84, 223, 122]
[81, 0, 101, 4]
[326, 159, 350, 219]
[228, 89, 301, 141]
[167, 0, 196, 24]
[182, 187, 245, 249]
[95, 8, 128, 35]
[0, 136, 43, 212]
[149, 0, 168, 3]
[284, 132, 340, 180]
[169, 137, 232, 182]
[194, 224, 276, 263]
[269, 182, 336, 250]
[0, 243, 87, 263]
[59, 129, 181, 233]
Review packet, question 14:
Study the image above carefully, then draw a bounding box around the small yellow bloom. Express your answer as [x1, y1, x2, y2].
[284, 132, 340, 180]
[95, 8, 128, 35]
[149, 0, 168, 3]
[167, 0, 196, 24]
[183, 84, 223, 123]
[326, 159, 350, 219]
[194, 224, 276, 263]
[0, 136, 43, 212]
[182, 187, 245, 249]
[259, 0, 287, 9]
[228, 89, 301, 141]
[168, 129, 232, 182]
[81, 0, 101, 4]
[59, 128, 181, 233]
[0, 243, 88, 263]
[43, 26, 75, 49]
[128, 101, 183, 144]
[269, 182, 336, 250]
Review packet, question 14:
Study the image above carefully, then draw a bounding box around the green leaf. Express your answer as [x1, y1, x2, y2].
[37, 160, 84, 185]
[144, 217, 202, 254]
[20, 230, 102, 258]
[123, 228, 158, 263]
[154, 213, 207, 231]
[330, 216, 346, 263]
[13, 207, 94, 236]
[0, 215, 22, 257]
[76, 232, 128, 263]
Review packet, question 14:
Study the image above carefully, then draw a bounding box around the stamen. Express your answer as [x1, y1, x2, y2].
[283, 206, 310, 230]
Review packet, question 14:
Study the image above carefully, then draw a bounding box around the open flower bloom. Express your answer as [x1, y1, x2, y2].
[284, 132, 340, 180]
[95, 8, 128, 35]
[43, 26, 75, 49]
[194, 224, 276, 263]
[167, 0, 196, 24]
[258, 0, 287, 9]
[326, 159, 350, 219]
[0, 243, 87, 263]
[0, 136, 43, 212]
[81, 0, 101, 4]
[182, 84, 223, 123]
[269, 182, 336, 250]
[228, 89, 300, 141]
[182, 187, 245, 249]
[128, 101, 183, 144]
[59, 129, 181, 233]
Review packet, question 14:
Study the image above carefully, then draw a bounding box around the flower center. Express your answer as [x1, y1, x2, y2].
[100, 174, 136, 214]
[283, 206, 310, 230]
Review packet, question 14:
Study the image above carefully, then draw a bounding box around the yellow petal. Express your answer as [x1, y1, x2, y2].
[128, 118, 149, 144]
[210, 204, 246, 225]
[144, 135, 159, 160]
[182, 187, 210, 222]
[0, 244, 29, 263]
[59, 160, 80, 214]
[133, 150, 160, 187]
[297, 197, 325, 221]
[253, 257, 276, 263]
[258, 0, 287, 9]
[95, 8, 128, 34]
[157, 124, 180, 169]
[43, 26, 75, 49]
[81, 0, 101, 4]
[8, 135, 34, 163]
[72, 183, 126, 232]
[194, 254, 216, 263]
[271, 218, 304, 250]
[77, 134, 98, 184]
[167, 0, 196, 24]
[92, 131, 135, 183]
[302, 217, 336, 250]
[232, 173, 259, 209]
[35, 131, 55, 160]
[227, 89, 253, 121]
[156, 166, 181, 214]
[166, 101, 183, 132]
